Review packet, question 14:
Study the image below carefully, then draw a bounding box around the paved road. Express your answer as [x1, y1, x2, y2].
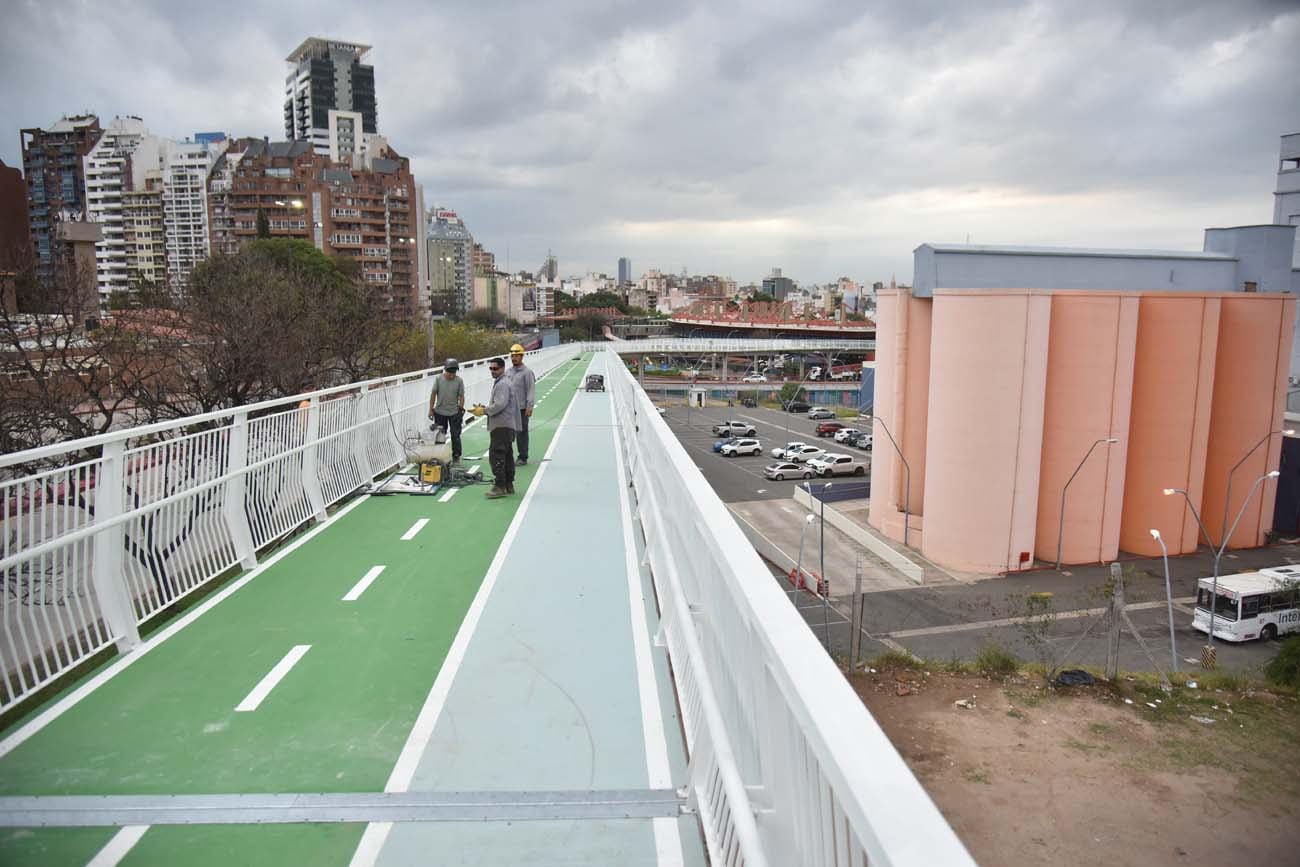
[655, 399, 1294, 677]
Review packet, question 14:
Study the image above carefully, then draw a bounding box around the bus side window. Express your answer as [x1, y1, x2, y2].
[1259, 594, 1274, 612]
[1242, 598, 1260, 619]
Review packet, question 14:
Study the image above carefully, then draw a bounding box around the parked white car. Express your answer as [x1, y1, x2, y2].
[771, 441, 808, 459]
[720, 437, 762, 457]
[741, 374, 767, 383]
[807, 453, 868, 477]
[712, 420, 757, 437]
[784, 445, 826, 463]
[833, 427, 863, 443]
[807, 407, 835, 420]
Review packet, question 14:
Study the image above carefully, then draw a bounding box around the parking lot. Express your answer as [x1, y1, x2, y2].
[652, 393, 1291, 676]
[655, 399, 870, 503]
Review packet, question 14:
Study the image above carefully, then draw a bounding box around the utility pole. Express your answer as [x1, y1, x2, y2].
[1105, 561, 1123, 681]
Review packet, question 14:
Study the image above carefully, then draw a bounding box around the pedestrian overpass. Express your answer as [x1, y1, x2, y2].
[0, 345, 970, 866]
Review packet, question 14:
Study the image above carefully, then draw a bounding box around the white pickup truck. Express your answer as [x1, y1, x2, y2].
[806, 452, 868, 477]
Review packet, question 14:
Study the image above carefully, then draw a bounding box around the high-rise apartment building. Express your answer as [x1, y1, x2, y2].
[84, 117, 164, 303]
[426, 209, 473, 315]
[618, 256, 630, 285]
[161, 137, 226, 291]
[540, 251, 558, 282]
[206, 137, 422, 323]
[122, 174, 165, 288]
[284, 38, 378, 158]
[0, 160, 30, 273]
[471, 241, 496, 277]
[20, 114, 103, 284]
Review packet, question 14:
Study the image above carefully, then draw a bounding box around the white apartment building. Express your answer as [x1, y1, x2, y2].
[162, 138, 226, 292]
[84, 117, 160, 304]
[84, 119, 228, 304]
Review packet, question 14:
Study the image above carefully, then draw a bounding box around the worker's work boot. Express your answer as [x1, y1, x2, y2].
[505, 484, 515, 494]
[484, 486, 507, 499]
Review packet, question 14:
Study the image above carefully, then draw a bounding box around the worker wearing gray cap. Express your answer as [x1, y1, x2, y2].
[428, 358, 466, 462]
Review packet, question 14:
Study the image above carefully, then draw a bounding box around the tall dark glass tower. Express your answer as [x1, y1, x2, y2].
[284, 38, 378, 157]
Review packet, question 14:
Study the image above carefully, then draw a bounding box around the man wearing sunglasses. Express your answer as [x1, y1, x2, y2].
[484, 357, 519, 498]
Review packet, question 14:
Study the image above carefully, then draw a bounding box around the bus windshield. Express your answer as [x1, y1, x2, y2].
[1196, 588, 1239, 621]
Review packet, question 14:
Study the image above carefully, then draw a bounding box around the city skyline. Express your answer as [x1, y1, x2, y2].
[2, 1, 1298, 284]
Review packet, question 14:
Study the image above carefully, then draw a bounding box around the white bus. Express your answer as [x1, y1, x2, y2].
[1192, 565, 1300, 642]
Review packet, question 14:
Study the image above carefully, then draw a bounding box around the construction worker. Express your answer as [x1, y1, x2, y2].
[428, 358, 465, 462]
[484, 357, 519, 498]
[506, 343, 536, 465]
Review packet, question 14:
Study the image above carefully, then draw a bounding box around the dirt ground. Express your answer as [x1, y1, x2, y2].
[851, 665, 1300, 867]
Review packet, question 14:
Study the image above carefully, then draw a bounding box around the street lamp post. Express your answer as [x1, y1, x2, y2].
[1055, 437, 1120, 570]
[1148, 529, 1178, 673]
[795, 514, 815, 592]
[1164, 469, 1279, 658]
[871, 416, 911, 547]
[1221, 429, 1294, 546]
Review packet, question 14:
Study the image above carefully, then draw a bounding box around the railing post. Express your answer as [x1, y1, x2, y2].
[352, 386, 375, 483]
[224, 412, 258, 570]
[92, 440, 142, 653]
[302, 397, 328, 522]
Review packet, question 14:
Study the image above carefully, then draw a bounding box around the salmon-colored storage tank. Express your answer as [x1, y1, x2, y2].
[922, 290, 1050, 573]
[1201, 295, 1296, 549]
[868, 290, 900, 537]
[1119, 296, 1221, 556]
[869, 289, 932, 542]
[1033, 294, 1137, 565]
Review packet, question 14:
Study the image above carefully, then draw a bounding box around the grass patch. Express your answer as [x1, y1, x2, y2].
[963, 766, 991, 785]
[1089, 722, 1114, 736]
[1064, 737, 1109, 753]
[1006, 707, 1026, 720]
[974, 643, 1020, 679]
[871, 649, 921, 671]
[1004, 686, 1045, 707]
[1265, 636, 1300, 688]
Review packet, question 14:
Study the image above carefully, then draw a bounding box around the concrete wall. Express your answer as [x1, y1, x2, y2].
[921, 290, 1050, 573]
[1120, 296, 1221, 556]
[1033, 294, 1137, 565]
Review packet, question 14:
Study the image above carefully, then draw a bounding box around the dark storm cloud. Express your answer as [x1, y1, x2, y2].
[2, 0, 1297, 283]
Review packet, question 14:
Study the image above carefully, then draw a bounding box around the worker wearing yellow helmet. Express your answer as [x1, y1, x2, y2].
[506, 343, 536, 465]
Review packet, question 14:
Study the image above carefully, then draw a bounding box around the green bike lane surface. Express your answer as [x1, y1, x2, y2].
[0, 355, 592, 867]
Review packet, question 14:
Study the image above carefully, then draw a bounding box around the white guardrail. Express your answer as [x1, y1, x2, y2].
[606, 338, 875, 353]
[0, 345, 578, 710]
[605, 347, 973, 867]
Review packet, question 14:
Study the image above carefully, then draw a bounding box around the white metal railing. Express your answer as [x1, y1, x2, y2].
[606, 347, 973, 867]
[0, 345, 578, 710]
[606, 338, 874, 353]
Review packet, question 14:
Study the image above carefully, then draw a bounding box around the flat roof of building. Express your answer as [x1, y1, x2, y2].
[916, 242, 1235, 262]
[286, 37, 371, 63]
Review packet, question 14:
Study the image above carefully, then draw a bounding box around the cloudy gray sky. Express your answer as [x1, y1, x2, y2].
[3, 0, 1298, 285]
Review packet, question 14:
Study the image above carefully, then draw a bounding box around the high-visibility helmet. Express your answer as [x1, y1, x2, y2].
[510, 343, 525, 354]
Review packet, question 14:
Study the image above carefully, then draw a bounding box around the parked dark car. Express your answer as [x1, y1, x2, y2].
[786, 400, 811, 413]
[815, 422, 845, 437]
[740, 397, 758, 408]
[584, 374, 605, 392]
